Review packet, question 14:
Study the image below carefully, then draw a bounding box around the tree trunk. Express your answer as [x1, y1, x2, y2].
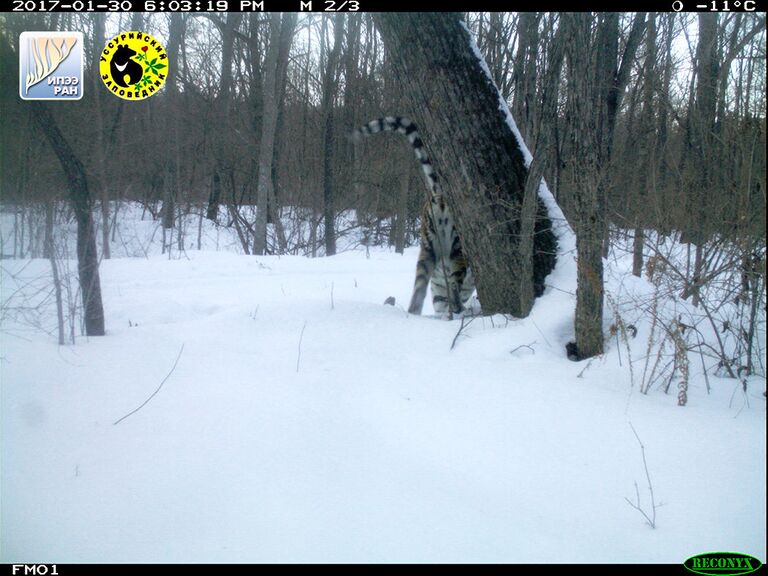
[321, 16, 345, 257]
[633, 14, 656, 278]
[31, 103, 105, 336]
[253, 14, 282, 256]
[207, 13, 242, 222]
[687, 14, 719, 306]
[341, 14, 362, 209]
[160, 14, 184, 234]
[45, 201, 66, 345]
[562, 13, 605, 360]
[91, 14, 111, 260]
[373, 13, 556, 317]
[559, 13, 645, 359]
[268, 13, 297, 254]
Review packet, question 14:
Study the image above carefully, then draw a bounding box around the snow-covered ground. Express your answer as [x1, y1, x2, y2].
[1, 207, 765, 563]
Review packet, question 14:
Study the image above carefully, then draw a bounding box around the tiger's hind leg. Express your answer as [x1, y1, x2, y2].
[459, 266, 476, 312]
[447, 238, 471, 314]
[433, 240, 472, 317]
[430, 268, 450, 316]
[408, 236, 436, 315]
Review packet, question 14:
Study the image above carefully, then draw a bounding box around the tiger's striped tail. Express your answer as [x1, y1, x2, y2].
[351, 116, 440, 199]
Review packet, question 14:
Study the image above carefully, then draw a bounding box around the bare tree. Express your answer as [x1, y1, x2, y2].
[320, 15, 345, 256]
[269, 12, 298, 254]
[91, 13, 112, 260]
[684, 14, 719, 306]
[632, 14, 657, 277]
[44, 201, 66, 345]
[562, 13, 604, 360]
[30, 102, 106, 336]
[253, 14, 282, 256]
[160, 13, 185, 253]
[561, 13, 645, 360]
[206, 13, 242, 222]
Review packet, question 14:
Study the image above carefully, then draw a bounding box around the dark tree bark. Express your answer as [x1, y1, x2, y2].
[320, 15, 345, 257]
[253, 14, 282, 255]
[161, 14, 184, 235]
[598, 13, 645, 259]
[91, 13, 111, 260]
[373, 13, 556, 317]
[559, 13, 645, 360]
[206, 13, 242, 222]
[562, 13, 604, 360]
[31, 103, 105, 336]
[269, 12, 298, 254]
[603, 13, 646, 155]
[685, 13, 719, 307]
[341, 14, 363, 226]
[633, 14, 657, 278]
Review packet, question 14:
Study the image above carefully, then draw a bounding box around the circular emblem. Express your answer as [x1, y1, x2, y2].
[99, 31, 167, 100]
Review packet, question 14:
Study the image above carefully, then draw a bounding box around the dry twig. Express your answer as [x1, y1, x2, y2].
[113, 343, 185, 426]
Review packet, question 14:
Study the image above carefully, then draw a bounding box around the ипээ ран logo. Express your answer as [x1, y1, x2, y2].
[99, 31, 167, 101]
[684, 552, 763, 576]
[19, 31, 83, 101]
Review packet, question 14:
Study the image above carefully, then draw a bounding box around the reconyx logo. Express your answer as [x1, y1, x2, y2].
[19, 31, 83, 100]
[684, 552, 763, 576]
[100, 31, 167, 100]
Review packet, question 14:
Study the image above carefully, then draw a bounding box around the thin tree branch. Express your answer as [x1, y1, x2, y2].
[113, 343, 185, 426]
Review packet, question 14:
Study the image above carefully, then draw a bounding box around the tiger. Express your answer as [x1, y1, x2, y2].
[351, 116, 476, 317]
